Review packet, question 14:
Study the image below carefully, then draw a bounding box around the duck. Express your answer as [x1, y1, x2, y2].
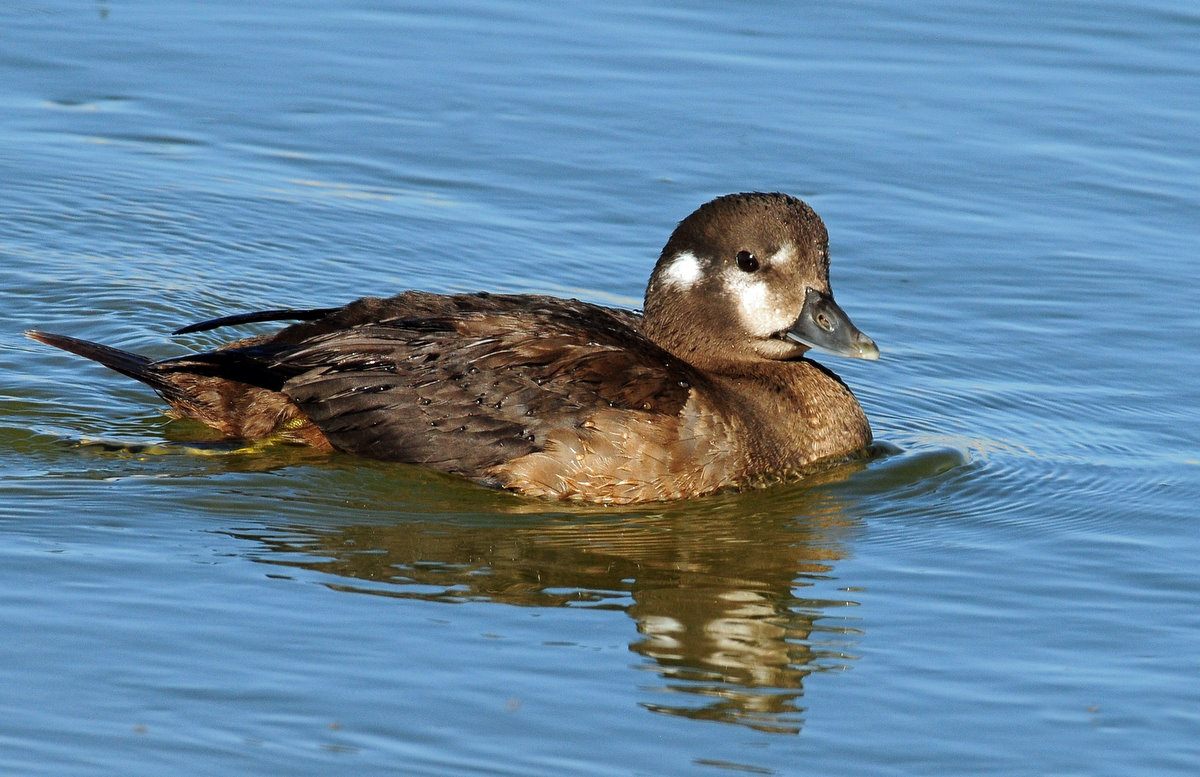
[27, 192, 880, 504]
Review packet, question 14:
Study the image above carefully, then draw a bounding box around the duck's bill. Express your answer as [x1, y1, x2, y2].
[783, 288, 880, 360]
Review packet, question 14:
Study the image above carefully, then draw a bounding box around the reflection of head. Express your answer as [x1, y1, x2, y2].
[633, 586, 818, 735]
[235, 465, 867, 735]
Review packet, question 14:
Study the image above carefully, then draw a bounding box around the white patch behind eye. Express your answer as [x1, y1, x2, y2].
[766, 243, 799, 268]
[661, 250, 702, 288]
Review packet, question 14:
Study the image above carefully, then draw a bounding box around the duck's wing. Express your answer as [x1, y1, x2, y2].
[159, 294, 699, 478]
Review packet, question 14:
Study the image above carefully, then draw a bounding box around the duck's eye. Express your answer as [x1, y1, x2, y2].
[735, 250, 759, 273]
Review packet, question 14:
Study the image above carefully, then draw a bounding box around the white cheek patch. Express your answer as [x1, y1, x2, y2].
[660, 250, 703, 289]
[737, 277, 769, 318]
[728, 273, 797, 338]
[728, 243, 805, 337]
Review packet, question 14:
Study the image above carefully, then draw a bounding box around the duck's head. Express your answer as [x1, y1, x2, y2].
[643, 192, 879, 370]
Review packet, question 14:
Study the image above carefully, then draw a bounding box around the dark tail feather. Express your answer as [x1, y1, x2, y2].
[25, 330, 186, 403]
[173, 307, 338, 335]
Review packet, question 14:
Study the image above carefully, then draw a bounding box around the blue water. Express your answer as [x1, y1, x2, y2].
[2, 1, 1198, 775]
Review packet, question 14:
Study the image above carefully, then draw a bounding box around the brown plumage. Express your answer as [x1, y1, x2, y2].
[27, 192, 881, 504]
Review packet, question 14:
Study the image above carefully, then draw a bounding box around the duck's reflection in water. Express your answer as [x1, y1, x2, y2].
[233, 462, 867, 735]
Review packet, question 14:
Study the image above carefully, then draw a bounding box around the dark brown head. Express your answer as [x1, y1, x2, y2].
[642, 192, 878, 371]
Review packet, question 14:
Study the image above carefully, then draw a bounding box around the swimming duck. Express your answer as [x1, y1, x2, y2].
[28, 192, 880, 503]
